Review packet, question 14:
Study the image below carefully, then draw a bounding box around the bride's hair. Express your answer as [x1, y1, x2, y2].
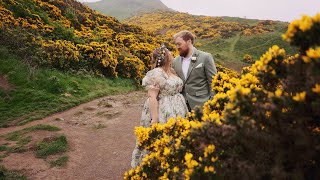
[151, 44, 172, 68]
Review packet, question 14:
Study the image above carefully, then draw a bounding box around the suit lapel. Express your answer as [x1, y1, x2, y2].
[185, 48, 199, 81]
[176, 56, 185, 81]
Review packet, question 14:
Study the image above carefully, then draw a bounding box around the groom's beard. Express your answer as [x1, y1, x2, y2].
[179, 47, 190, 57]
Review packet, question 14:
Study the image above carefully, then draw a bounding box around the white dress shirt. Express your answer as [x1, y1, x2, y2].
[181, 56, 191, 79]
[181, 49, 194, 79]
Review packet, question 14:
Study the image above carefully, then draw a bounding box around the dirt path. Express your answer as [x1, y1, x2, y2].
[229, 32, 241, 53]
[0, 75, 13, 92]
[0, 91, 146, 180]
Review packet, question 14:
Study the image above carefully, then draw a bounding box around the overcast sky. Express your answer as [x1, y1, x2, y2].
[78, 0, 320, 22]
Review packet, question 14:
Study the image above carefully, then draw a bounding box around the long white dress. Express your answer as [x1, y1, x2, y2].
[131, 68, 188, 168]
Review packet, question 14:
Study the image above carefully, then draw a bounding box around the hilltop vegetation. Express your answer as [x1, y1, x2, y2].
[0, 0, 170, 126]
[83, 0, 171, 20]
[0, 0, 170, 83]
[125, 11, 297, 71]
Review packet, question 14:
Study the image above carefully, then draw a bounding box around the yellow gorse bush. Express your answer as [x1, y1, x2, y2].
[0, 0, 166, 83]
[124, 11, 274, 42]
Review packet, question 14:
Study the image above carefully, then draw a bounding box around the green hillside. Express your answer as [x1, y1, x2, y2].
[0, 47, 135, 128]
[199, 22, 296, 71]
[125, 12, 297, 71]
[0, 0, 168, 126]
[0, 0, 169, 82]
[83, 0, 171, 20]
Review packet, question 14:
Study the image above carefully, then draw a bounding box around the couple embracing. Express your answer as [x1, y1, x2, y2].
[131, 30, 217, 168]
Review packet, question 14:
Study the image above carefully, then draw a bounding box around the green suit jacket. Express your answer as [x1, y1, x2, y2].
[172, 48, 217, 109]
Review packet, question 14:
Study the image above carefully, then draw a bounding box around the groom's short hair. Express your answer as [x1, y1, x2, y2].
[173, 30, 195, 44]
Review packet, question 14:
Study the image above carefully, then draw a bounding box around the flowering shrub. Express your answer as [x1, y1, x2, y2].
[125, 13, 320, 179]
[0, 0, 162, 83]
[242, 22, 273, 36]
[116, 56, 146, 84]
[282, 14, 320, 51]
[242, 54, 254, 63]
[38, 39, 80, 69]
[125, 11, 274, 41]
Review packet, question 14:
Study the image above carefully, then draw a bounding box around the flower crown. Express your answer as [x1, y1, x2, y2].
[156, 44, 167, 67]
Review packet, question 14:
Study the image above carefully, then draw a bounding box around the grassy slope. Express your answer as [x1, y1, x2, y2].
[0, 47, 136, 127]
[84, 0, 171, 20]
[197, 19, 297, 72]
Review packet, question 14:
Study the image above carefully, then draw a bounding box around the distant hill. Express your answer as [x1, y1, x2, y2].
[125, 11, 297, 71]
[83, 0, 172, 20]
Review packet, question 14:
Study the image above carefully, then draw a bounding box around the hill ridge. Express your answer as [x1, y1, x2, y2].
[83, 0, 172, 20]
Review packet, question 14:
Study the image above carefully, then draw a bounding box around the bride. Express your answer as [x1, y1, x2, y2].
[131, 44, 188, 168]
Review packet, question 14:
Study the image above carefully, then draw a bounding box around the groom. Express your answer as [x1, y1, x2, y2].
[172, 30, 217, 110]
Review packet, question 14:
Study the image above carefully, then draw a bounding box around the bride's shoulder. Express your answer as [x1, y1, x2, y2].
[142, 68, 167, 88]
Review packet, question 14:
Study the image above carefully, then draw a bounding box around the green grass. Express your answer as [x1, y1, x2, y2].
[35, 135, 68, 158]
[17, 136, 32, 146]
[23, 124, 61, 132]
[0, 145, 7, 151]
[4, 131, 21, 141]
[0, 165, 27, 180]
[7, 145, 28, 153]
[0, 124, 68, 168]
[0, 47, 136, 127]
[2, 124, 61, 155]
[49, 156, 68, 167]
[221, 16, 260, 26]
[4, 124, 61, 141]
[197, 21, 297, 72]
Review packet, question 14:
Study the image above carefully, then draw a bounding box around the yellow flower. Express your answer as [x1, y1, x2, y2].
[204, 166, 215, 173]
[312, 84, 320, 93]
[241, 88, 251, 96]
[175, 139, 181, 148]
[163, 148, 170, 156]
[204, 166, 209, 173]
[204, 144, 215, 158]
[302, 56, 311, 63]
[252, 97, 257, 102]
[265, 111, 271, 118]
[292, 91, 306, 102]
[314, 13, 320, 23]
[142, 173, 147, 178]
[173, 166, 179, 173]
[299, 15, 313, 32]
[282, 108, 289, 113]
[306, 47, 320, 59]
[208, 166, 215, 172]
[275, 89, 283, 97]
[198, 157, 203, 162]
[129, 169, 134, 175]
[211, 156, 218, 162]
[159, 173, 169, 180]
[184, 153, 193, 162]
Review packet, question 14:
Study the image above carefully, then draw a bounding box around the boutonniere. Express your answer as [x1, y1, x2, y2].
[191, 56, 197, 62]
